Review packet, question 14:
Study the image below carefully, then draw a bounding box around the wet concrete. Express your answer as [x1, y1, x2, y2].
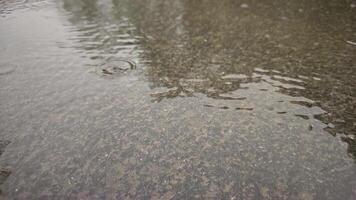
[0, 0, 356, 199]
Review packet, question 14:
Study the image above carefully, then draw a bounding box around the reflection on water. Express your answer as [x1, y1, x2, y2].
[61, 0, 141, 65]
[0, 0, 356, 199]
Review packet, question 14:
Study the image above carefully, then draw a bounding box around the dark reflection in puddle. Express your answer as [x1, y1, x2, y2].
[295, 114, 310, 120]
[0, 0, 356, 199]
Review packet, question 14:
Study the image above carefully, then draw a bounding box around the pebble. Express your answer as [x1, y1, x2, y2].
[240, 3, 249, 8]
[327, 123, 335, 128]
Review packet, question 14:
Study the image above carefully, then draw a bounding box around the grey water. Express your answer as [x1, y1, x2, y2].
[0, 0, 356, 199]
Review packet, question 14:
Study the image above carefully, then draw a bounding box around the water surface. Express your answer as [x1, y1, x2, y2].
[0, 0, 356, 199]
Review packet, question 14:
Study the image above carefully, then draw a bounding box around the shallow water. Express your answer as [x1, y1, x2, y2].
[0, 0, 356, 199]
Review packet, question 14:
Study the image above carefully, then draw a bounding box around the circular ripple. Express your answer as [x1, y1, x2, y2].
[98, 59, 136, 76]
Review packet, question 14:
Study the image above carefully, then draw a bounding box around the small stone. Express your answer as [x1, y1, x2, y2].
[335, 119, 345, 123]
[327, 123, 335, 128]
[351, 3, 356, 8]
[240, 3, 249, 8]
[281, 16, 288, 20]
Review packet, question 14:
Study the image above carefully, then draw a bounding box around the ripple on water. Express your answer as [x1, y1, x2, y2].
[96, 58, 136, 76]
[0, 63, 17, 76]
[0, 0, 48, 16]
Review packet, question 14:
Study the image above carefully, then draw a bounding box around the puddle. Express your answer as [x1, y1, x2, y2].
[0, 0, 355, 199]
